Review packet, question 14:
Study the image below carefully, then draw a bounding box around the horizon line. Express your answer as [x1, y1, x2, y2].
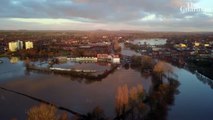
[0, 29, 213, 33]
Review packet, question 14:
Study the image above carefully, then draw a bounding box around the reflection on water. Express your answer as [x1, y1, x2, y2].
[53, 62, 111, 75]
[10, 57, 20, 64]
[0, 58, 25, 82]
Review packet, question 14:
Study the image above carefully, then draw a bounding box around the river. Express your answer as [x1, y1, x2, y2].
[167, 67, 213, 120]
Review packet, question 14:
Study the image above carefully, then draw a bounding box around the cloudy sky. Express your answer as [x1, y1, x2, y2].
[0, 0, 212, 31]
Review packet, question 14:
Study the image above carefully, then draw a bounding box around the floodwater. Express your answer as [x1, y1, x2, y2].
[0, 39, 213, 120]
[167, 67, 213, 120]
[133, 38, 167, 45]
[0, 57, 153, 119]
[120, 43, 141, 56]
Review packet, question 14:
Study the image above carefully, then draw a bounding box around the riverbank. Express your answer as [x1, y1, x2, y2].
[186, 58, 213, 80]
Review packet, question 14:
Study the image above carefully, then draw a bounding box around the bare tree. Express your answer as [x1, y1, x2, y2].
[153, 61, 174, 83]
[141, 56, 153, 71]
[27, 104, 57, 120]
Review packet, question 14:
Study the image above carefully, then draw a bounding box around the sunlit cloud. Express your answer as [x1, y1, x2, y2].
[9, 18, 82, 25]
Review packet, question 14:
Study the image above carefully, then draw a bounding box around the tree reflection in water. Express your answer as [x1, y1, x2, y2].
[112, 61, 180, 120]
[115, 84, 129, 117]
[113, 79, 179, 120]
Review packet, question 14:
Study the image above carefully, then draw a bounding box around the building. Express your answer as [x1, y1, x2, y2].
[204, 43, 210, 47]
[97, 54, 120, 63]
[8, 42, 18, 52]
[25, 41, 33, 49]
[180, 43, 187, 48]
[97, 54, 110, 59]
[17, 40, 23, 50]
[194, 42, 200, 47]
[8, 40, 24, 52]
[111, 55, 120, 64]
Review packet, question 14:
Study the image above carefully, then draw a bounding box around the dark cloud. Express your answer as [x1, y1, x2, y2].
[0, 0, 212, 31]
[0, 0, 194, 20]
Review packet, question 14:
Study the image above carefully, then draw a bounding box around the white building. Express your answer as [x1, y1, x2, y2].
[8, 42, 18, 52]
[111, 55, 120, 64]
[25, 41, 33, 49]
[8, 40, 24, 52]
[17, 40, 23, 50]
[97, 54, 120, 64]
[112, 57, 120, 64]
